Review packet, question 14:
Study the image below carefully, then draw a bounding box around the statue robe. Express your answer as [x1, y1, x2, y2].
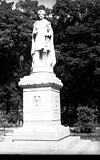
[31, 19, 56, 67]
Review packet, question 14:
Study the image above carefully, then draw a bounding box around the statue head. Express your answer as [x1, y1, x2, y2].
[37, 9, 46, 19]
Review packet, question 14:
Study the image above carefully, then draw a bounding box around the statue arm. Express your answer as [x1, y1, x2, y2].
[45, 22, 53, 39]
[31, 23, 37, 55]
[32, 22, 37, 41]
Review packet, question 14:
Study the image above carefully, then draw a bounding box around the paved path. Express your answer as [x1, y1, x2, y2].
[0, 135, 100, 154]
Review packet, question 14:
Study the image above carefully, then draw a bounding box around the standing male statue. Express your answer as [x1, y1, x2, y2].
[13, 10, 69, 142]
[31, 9, 56, 69]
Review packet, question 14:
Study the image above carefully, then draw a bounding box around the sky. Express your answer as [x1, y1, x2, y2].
[6, 0, 56, 9]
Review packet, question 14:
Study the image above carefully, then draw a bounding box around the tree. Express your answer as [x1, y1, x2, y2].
[0, 0, 34, 125]
[52, 0, 100, 125]
[0, 0, 14, 10]
[0, 0, 53, 126]
[1, 0, 100, 126]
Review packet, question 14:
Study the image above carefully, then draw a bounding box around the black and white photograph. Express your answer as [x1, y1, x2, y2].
[0, 0, 100, 155]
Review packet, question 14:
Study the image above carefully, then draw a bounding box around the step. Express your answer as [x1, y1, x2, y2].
[0, 136, 81, 154]
[86, 141, 100, 154]
[70, 139, 91, 154]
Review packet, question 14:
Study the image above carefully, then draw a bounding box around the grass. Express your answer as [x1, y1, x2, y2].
[0, 127, 13, 140]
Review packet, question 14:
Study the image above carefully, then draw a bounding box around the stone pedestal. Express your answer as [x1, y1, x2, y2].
[12, 66, 70, 141]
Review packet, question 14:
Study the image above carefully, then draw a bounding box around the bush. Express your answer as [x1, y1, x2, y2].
[0, 113, 21, 129]
[6, 110, 18, 124]
[74, 105, 97, 133]
[0, 114, 11, 129]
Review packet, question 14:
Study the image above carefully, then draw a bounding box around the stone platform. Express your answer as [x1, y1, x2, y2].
[11, 122, 70, 141]
[1, 135, 100, 154]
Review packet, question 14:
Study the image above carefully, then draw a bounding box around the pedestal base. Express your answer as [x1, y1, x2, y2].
[15, 66, 70, 141]
[12, 121, 70, 141]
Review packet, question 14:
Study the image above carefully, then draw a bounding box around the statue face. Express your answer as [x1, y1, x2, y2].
[38, 13, 45, 20]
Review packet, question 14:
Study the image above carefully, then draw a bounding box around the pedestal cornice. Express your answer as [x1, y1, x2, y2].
[19, 69, 63, 89]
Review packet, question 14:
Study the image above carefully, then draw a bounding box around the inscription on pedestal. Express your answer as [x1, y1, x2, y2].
[55, 96, 59, 108]
[50, 95, 60, 119]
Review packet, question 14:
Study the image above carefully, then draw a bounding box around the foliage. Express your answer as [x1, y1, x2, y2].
[16, 0, 38, 12]
[74, 105, 98, 133]
[61, 104, 77, 126]
[53, 0, 100, 110]
[0, 11, 32, 83]
[0, 0, 33, 125]
[15, 0, 51, 18]
[0, 82, 23, 125]
[0, 0, 52, 126]
[1, 0, 100, 127]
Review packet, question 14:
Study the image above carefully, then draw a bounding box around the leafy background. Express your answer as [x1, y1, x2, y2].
[0, 0, 100, 129]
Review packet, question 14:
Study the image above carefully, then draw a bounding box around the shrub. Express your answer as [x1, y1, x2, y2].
[0, 114, 9, 129]
[74, 105, 97, 133]
[6, 111, 18, 124]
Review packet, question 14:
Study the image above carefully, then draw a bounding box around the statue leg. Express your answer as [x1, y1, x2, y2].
[32, 50, 52, 68]
[42, 51, 47, 65]
[33, 51, 40, 66]
[44, 50, 50, 66]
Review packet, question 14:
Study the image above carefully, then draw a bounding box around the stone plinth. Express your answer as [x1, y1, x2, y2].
[12, 66, 70, 141]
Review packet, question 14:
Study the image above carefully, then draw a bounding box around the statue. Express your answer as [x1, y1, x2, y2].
[14, 11, 69, 143]
[31, 9, 56, 70]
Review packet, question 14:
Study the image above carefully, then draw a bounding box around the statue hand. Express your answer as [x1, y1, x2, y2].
[45, 35, 51, 39]
[33, 33, 37, 41]
[31, 53, 35, 56]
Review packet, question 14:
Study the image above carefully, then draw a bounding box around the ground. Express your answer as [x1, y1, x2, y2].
[0, 127, 100, 154]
